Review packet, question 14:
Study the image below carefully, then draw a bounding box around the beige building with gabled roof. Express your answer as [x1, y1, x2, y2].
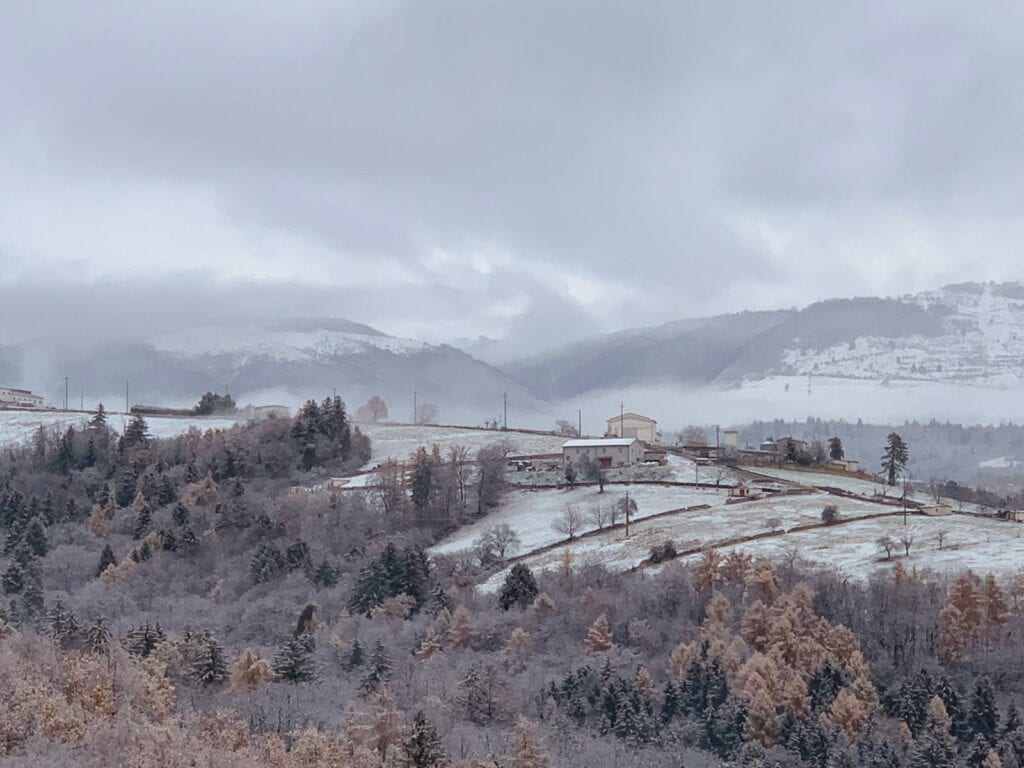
[605, 412, 660, 443]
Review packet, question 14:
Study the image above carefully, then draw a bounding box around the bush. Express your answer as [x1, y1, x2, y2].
[821, 505, 840, 524]
[647, 540, 678, 564]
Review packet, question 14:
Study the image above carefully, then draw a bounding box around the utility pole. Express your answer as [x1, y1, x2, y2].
[503, 392, 507, 430]
[578, 409, 582, 437]
[125, 381, 130, 414]
[80, 390, 84, 411]
[413, 389, 417, 426]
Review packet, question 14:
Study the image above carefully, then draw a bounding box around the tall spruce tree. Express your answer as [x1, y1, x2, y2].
[399, 711, 449, 768]
[881, 432, 909, 486]
[272, 635, 316, 683]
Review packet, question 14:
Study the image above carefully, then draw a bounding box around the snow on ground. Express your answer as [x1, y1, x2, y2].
[477, 492, 891, 590]
[358, 424, 566, 468]
[0, 410, 241, 447]
[740, 466, 892, 496]
[0, 411, 90, 447]
[700, 513, 1024, 581]
[740, 466, 987, 513]
[505, 454, 744, 488]
[432, 484, 729, 558]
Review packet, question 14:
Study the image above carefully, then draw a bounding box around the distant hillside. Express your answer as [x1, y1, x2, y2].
[503, 284, 1024, 399]
[0, 319, 538, 421]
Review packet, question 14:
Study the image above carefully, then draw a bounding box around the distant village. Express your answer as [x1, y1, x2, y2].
[559, 410, 860, 474]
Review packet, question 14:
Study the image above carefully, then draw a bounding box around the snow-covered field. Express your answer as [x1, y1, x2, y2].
[477, 492, 892, 590]
[740, 465, 987, 514]
[0, 410, 240, 447]
[358, 424, 566, 468]
[432, 484, 729, 558]
[702, 512, 1024, 580]
[741, 466, 893, 496]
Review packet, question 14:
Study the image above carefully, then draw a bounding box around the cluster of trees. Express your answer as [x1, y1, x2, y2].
[10, 399, 1024, 766]
[373, 442, 509, 536]
[194, 391, 237, 415]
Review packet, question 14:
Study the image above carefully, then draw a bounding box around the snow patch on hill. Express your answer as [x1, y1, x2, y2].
[777, 284, 1024, 386]
[150, 324, 429, 362]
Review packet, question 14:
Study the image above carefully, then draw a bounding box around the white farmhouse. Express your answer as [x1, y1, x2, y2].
[0, 387, 43, 408]
[605, 412, 660, 443]
[563, 438, 644, 469]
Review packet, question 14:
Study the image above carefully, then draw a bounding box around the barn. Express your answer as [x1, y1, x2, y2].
[563, 438, 644, 469]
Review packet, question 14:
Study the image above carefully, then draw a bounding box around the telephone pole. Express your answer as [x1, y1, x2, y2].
[63, 377, 69, 411]
[413, 389, 417, 425]
[503, 392, 507, 429]
[578, 409, 582, 437]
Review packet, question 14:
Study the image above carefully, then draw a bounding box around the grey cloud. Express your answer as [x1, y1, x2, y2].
[1, 1, 1023, 346]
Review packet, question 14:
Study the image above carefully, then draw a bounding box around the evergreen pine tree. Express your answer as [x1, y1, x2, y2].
[124, 415, 150, 448]
[661, 681, 682, 723]
[499, 563, 539, 611]
[22, 515, 47, 558]
[46, 600, 81, 648]
[272, 635, 316, 683]
[881, 432, 909, 486]
[90, 403, 107, 429]
[970, 678, 1000, 744]
[344, 638, 366, 670]
[172, 502, 191, 527]
[2, 560, 24, 595]
[193, 635, 229, 685]
[360, 640, 393, 694]
[399, 711, 449, 768]
[124, 622, 166, 657]
[20, 569, 44, 620]
[310, 558, 339, 588]
[86, 616, 111, 653]
[132, 503, 152, 539]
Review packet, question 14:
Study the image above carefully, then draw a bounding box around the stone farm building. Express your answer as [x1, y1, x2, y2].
[563, 438, 644, 469]
[605, 412, 660, 443]
[0, 387, 43, 408]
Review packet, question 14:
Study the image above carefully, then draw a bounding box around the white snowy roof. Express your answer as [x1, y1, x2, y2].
[563, 438, 638, 448]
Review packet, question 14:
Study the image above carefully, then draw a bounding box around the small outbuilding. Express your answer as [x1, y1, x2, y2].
[563, 438, 644, 469]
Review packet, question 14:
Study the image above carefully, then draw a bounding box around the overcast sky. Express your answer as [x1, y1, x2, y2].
[2, 1, 1023, 349]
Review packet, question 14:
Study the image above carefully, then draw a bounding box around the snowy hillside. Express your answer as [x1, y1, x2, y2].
[0, 410, 240, 448]
[778, 284, 1024, 386]
[150, 320, 428, 362]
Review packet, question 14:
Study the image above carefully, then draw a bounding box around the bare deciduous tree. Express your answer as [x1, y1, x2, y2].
[552, 504, 585, 540]
[877, 536, 896, 560]
[415, 402, 440, 425]
[935, 529, 949, 550]
[766, 516, 782, 533]
[554, 419, 579, 437]
[677, 425, 708, 446]
[899, 530, 915, 557]
[587, 504, 610, 530]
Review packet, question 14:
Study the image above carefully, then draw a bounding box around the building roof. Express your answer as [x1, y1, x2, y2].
[563, 438, 639, 448]
[0, 387, 36, 395]
[605, 412, 656, 424]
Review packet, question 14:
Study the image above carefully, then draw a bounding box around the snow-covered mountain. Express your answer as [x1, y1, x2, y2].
[506, 283, 1024, 399]
[0, 318, 538, 422]
[149, 318, 429, 363]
